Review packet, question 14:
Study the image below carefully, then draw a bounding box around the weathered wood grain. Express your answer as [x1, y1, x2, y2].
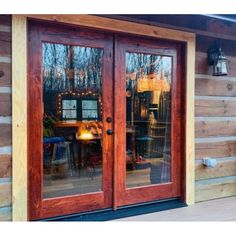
[0, 31, 11, 42]
[195, 140, 236, 159]
[0, 93, 11, 116]
[0, 155, 11, 178]
[195, 78, 236, 96]
[0, 62, 11, 87]
[195, 159, 236, 180]
[195, 178, 236, 202]
[195, 98, 236, 117]
[0, 32, 11, 57]
[0, 206, 12, 221]
[0, 15, 11, 26]
[0, 124, 11, 147]
[195, 120, 236, 138]
[0, 182, 11, 208]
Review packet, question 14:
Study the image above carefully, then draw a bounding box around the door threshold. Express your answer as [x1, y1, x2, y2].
[39, 198, 186, 221]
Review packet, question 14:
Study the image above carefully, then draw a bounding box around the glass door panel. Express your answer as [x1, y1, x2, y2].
[42, 43, 104, 198]
[125, 52, 172, 188]
[115, 36, 182, 207]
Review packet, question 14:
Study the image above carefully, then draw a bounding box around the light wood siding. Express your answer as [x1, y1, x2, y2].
[195, 177, 236, 202]
[0, 15, 12, 221]
[195, 119, 236, 138]
[195, 159, 236, 180]
[195, 98, 236, 117]
[195, 50, 236, 202]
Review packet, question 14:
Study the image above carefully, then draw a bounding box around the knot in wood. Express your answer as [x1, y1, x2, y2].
[0, 70, 4, 78]
[227, 83, 233, 91]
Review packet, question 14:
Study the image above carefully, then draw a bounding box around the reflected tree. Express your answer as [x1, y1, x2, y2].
[43, 43, 103, 94]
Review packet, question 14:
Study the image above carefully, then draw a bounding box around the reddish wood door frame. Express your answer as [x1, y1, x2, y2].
[28, 21, 114, 220]
[28, 21, 185, 220]
[114, 35, 184, 208]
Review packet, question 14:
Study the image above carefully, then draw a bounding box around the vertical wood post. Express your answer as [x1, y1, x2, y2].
[12, 15, 28, 221]
[185, 38, 196, 205]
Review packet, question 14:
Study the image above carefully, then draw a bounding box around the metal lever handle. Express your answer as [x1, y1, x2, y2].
[106, 129, 113, 135]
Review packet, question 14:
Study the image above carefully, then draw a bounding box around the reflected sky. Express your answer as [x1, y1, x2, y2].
[43, 43, 103, 93]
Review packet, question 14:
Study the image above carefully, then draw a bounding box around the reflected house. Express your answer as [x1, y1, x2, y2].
[125, 52, 172, 187]
[43, 44, 104, 197]
[1, 14, 236, 221]
[42, 43, 172, 195]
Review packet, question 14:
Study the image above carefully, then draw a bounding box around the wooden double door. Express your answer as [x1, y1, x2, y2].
[28, 21, 184, 220]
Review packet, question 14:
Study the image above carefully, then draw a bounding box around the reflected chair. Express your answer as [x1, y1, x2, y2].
[43, 137, 65, 175]
[51, 141, 73, 178]
[43, 137, 73, 178]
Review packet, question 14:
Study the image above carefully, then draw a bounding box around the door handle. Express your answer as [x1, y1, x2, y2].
[106, 129, 113, 135]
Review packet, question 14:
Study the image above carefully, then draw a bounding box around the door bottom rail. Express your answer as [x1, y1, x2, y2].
[38, 198, 186, 221]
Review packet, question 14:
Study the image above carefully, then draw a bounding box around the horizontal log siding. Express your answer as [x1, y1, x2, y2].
[0, 15, 12, 221]
[195, 119, 236, 138]
[0, 181, 11, 208]
[195, 98, 236, 117]
[195, 50, 236, 202]
[196, 78, 236, 97]
[195, 159, 236, 180]
[195, 176, 236, 202]
[0, 62, 11, 87]
[0, 93, 11, 116]
[0, 206, 12, 221]
[0, 155, 11, 178]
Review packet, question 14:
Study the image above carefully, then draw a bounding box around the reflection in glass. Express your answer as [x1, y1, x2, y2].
[42, 43, 103, 198]
[125, 52, 172, 188]
[62, 99, 77, 120]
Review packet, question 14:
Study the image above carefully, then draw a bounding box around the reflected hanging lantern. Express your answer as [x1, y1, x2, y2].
[207, 48, 228, 76]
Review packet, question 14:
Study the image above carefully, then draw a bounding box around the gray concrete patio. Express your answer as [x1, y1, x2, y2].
[114, 196, 236, 221]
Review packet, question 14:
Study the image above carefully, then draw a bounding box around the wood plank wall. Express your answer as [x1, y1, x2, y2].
[0, 15, 12, 221]
[195, 50, 236, 202]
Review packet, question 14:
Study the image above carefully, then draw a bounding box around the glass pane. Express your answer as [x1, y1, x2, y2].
[62, 99, 77, 109]
[125, 52, 172, 188]
[42, 42, 104, 198]
[62, 109, 77, 120]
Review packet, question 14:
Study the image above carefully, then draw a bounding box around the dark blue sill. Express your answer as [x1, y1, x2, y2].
[38, 198, 186, 221]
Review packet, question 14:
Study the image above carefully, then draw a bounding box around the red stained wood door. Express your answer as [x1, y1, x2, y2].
[113, 36, 184, 208]
[28, 22, 184, 220]
[28, 22, 114, 220]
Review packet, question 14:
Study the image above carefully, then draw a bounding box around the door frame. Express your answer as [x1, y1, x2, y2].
[12, 15, 195, 221]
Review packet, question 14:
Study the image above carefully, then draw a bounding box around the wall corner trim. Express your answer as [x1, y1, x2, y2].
[185, 38, 196, 205]
[12, 15, 28, 221]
